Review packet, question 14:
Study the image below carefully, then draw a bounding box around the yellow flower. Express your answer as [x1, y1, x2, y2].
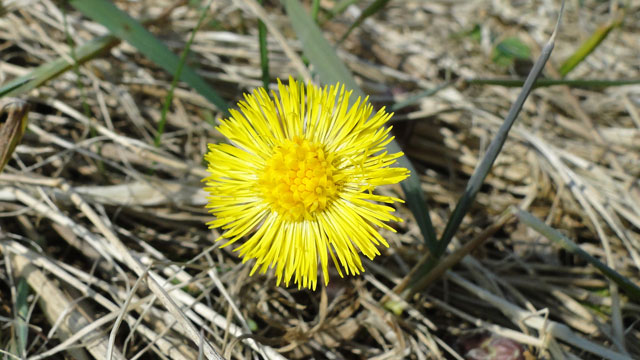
[203, 78, 409, 290]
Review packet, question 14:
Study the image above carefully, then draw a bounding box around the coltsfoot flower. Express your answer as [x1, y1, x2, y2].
[203, 78, 409, 289]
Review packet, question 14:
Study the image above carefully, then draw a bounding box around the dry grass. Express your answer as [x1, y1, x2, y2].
[1, 0, 639, 359]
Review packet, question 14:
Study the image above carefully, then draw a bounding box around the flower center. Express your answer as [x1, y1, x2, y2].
[259, 137, 338, 221]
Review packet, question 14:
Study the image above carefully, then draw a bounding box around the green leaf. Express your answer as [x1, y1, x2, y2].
[247, 318, 259, 332]
[492, 37, 531, 66]
[281, 0, 438, 251]
[468, 24, 482, 42]
[453, 24, 482, 42]
[69, 0, 228, 113]
[497, 37, 531, 59]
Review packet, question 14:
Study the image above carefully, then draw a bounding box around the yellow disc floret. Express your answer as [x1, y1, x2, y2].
[259, 136, 338, 221]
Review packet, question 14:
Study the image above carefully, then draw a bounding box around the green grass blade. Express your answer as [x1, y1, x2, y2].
[282, 0, 360, 95]
[69, 0, 229, 113]
[156, 0, 213, 147]
[14, 278, 29, 358]
[0, 77, 33, 98]
[337, 0, 391, 44]
[435, 1, 565, 257]
[311, 0, 321, 21]
[558, 15, 623, 77]
[281, 0, 438, 250]
[467, 77, 640, 88]
[0, 35, 117, 97]
[514, 208, 640, 301]
[258, 0, 270, 89]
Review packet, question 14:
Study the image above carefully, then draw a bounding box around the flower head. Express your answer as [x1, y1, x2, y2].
[204, 78, 409, 289]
